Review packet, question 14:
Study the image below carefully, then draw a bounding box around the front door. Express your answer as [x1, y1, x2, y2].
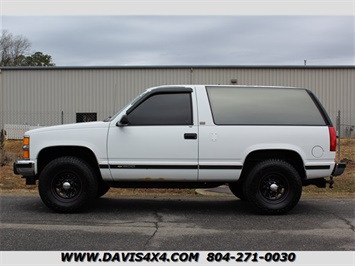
[107, 88, 198, 181]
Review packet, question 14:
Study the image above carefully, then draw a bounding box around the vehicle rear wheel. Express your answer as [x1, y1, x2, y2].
[243, 159, 302, 215]
[38, 156, 98, 213]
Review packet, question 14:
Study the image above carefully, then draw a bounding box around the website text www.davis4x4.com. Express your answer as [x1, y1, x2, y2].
[60, 251, 297, 263]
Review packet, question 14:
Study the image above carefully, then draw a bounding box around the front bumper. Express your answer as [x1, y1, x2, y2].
[331, 162, 347, 176]
[13, 160, 36, 176]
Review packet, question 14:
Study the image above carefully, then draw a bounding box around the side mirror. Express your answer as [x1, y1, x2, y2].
[116, 114, 129, 127]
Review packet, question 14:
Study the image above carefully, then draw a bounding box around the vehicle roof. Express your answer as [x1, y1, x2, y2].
[150, 85, 306, 90]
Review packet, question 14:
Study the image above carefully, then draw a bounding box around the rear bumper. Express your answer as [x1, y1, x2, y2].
[13, 160, 36, 176]
[331, 162, 346, 176]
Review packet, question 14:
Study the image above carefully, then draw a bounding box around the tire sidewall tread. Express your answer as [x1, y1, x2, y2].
[38, 156, 98, 213]
[229, 181, 246, 200]
[243, 159, 302, 215]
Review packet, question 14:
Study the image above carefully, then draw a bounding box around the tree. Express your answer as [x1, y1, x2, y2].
[0, 30, 31, 66]
[21, 52, 55, 66]
[0, 30, 55, 66]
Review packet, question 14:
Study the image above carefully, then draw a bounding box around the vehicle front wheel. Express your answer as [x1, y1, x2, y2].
[38, 156, 98, 213]
[97, 182, 110, 198]
[228, 181, 246, 200]
[243, 159, 302, 215]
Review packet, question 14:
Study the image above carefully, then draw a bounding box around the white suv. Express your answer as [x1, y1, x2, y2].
[14, 85, 346, 214]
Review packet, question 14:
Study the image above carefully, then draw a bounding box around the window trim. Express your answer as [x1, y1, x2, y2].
[305, 89, 333, 126]
[126, 87, 192, 115]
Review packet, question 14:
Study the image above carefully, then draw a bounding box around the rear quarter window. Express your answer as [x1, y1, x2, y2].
[206, 86, 326, 126]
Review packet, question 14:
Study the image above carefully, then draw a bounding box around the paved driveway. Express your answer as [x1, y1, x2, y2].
[1, 195, 354, 250]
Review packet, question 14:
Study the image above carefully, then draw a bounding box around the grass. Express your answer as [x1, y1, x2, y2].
[0, 139, 354, 197]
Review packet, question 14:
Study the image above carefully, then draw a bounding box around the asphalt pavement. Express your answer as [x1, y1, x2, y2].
[0, 194, 354, 251]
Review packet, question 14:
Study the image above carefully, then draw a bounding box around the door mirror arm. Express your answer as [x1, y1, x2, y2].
[116, 114, 129, 127]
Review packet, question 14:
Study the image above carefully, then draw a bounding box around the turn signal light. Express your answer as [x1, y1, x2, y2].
[23, 136, 30, 159]
[23, 136, 30, 146]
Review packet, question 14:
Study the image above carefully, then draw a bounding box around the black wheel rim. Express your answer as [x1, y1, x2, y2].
[52, 171, 82, 200]
[259, 172, 289, 202]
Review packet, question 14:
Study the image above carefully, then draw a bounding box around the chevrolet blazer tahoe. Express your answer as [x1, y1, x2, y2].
[14, 85, 346, 214]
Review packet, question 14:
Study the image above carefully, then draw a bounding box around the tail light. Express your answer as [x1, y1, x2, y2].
[328, 126, 337, 152]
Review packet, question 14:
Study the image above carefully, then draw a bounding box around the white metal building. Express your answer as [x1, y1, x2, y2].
[0, 65, 354, 138]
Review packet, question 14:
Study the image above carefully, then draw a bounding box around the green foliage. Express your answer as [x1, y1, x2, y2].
[19, 52, 55, 66]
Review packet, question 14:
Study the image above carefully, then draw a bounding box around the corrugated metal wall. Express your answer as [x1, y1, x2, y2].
[1, 66, 354, 137]
[192, 67, 355, 135]
[1, 68, 193, 127]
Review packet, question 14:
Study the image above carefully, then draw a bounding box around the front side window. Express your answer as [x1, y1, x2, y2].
[127, 93, 192, 125]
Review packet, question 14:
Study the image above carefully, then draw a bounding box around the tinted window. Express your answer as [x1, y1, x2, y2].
[127, 93, 192, 125]
[206, 87, 326, 125]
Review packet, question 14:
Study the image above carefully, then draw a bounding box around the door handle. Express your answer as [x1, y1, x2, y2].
[184, 133, 197, 140]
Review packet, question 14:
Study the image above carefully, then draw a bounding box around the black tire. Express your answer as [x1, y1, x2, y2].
[38, 156, 98, 213]
[228, 181, 246, 200]
[243, 159, 302, 215]
[97, 182, 110, 198]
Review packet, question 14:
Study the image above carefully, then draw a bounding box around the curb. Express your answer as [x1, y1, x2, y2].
[195, 185, 233, 196]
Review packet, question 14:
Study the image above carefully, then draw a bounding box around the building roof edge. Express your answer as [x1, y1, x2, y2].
[0, 65, 354, 71]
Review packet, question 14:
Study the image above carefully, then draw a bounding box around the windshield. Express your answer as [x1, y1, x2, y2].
[106, 90, 149, 121]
